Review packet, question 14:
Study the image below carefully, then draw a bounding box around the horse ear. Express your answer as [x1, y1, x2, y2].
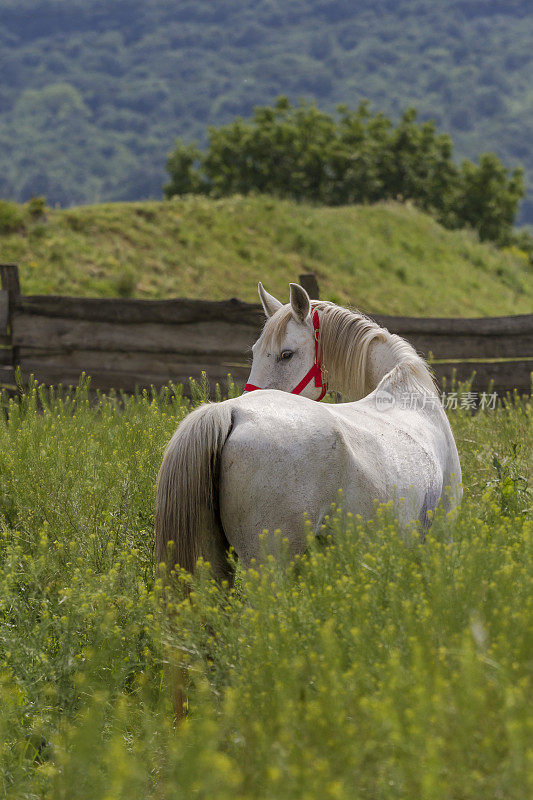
[258, 282, 283, 318]
[289, 283, 310, 323]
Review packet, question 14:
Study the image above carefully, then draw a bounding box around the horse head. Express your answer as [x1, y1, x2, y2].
[244, 283, 327, 400]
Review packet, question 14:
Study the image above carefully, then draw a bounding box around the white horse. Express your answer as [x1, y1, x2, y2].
[155, 283, 461, 580]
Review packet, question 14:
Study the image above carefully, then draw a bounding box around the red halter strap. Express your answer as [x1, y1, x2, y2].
[244, 307, 328, 401]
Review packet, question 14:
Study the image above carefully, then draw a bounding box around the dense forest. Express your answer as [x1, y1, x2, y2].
[1, 0, 532, 223]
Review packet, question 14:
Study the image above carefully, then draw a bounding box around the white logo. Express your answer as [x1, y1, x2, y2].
[375, 389, 396, 412]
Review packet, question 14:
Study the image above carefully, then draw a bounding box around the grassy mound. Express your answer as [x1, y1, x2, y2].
[1, 195, 532, 316]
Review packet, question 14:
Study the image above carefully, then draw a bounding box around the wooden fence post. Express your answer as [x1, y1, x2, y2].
[299, 273, 320, 299]
[0, 263, 20, 324]
[0, 264, 20, 388]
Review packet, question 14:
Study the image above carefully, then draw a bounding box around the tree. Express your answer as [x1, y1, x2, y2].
[164, 98, 525, 245]
[164, 142, 204, 197]
[454, 154, 524, 244]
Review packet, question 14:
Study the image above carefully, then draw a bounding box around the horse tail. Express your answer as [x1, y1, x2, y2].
[155, 401, 234, 578]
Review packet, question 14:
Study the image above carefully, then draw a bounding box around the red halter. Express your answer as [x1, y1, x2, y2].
[244, 308, 328, 401]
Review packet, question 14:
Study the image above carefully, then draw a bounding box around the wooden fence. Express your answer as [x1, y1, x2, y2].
[0, 265, 531, 396]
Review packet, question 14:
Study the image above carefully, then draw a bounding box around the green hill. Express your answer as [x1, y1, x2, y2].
[2, 196, 531, 317]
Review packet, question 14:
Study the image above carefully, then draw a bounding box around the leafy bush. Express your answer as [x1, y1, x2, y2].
[450, 153, 525, 245]
[114, 268, 137, 298]
[27, 195, 48, 220]
[165, 98, 525, 246]
[0, 200, 25, 235]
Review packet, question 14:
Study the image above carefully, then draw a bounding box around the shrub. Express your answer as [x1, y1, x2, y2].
[27, 195, 48, 220]
[165, 98, 525, 247]
[0, 200, 25, 235]
[115, 268, 137, 298]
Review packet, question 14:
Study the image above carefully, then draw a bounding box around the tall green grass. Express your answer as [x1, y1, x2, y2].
[0, 380, 530, 798]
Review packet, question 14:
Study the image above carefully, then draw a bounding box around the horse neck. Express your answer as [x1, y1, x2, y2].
[364, 338, 401, 394]
[363, 333, 437, 399]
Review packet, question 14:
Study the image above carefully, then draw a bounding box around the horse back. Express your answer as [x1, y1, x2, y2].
[219, 394, 348, 564]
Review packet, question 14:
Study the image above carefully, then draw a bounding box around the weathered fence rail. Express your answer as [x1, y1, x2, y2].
[0, 264, 531, 395]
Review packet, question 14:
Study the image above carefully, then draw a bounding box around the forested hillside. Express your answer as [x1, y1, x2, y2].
[1, 0, 532, 222]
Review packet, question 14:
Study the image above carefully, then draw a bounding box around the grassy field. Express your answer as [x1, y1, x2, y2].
[1, 195, 532, 316]
[0, 379, 530, 798]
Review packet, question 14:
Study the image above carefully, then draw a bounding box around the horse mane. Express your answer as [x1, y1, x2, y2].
[261, 300, 436, 401]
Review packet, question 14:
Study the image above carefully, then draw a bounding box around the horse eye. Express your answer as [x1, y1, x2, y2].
[280, 350, 293, 361]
